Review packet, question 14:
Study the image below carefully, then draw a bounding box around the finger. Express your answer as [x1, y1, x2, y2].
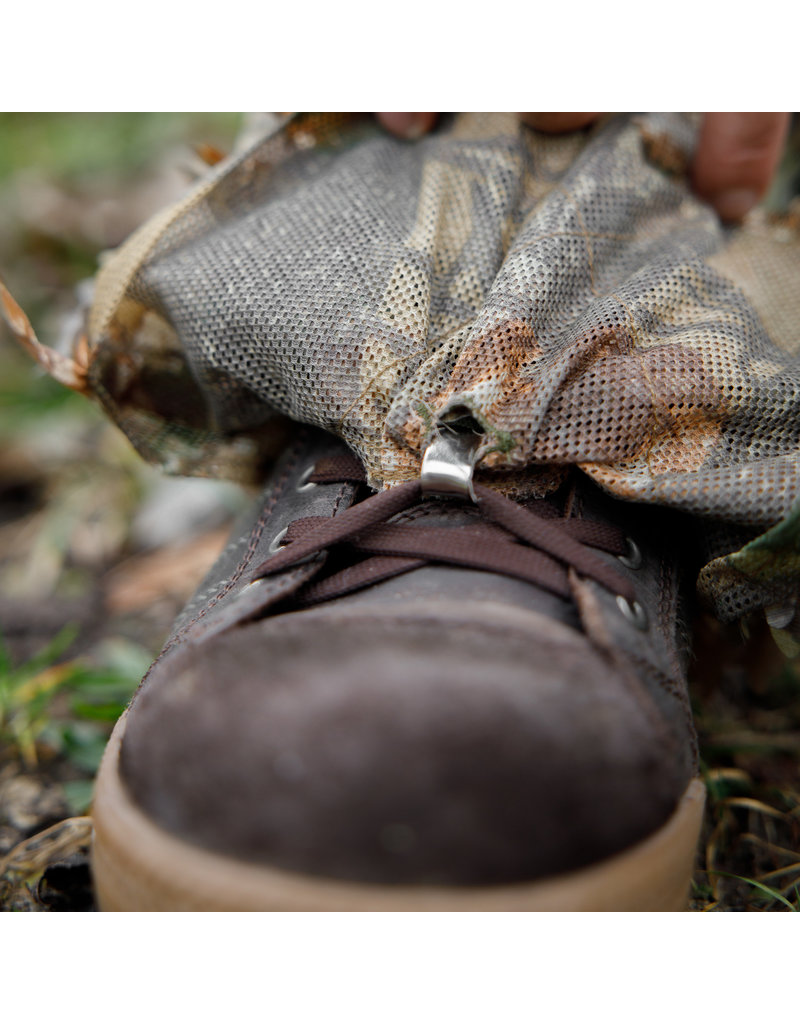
[376, 112, 438, 139]
[691, 112, 790, 222]
[519, 113, 601, 134]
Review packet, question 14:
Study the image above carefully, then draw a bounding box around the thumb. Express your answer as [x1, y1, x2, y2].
[691, 112, 790, 222]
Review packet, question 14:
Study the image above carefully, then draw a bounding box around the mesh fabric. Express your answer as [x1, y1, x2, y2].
[7, 112, 800, 640]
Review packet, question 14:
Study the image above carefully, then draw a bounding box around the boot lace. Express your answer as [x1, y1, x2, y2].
[250, 454, 637, 609]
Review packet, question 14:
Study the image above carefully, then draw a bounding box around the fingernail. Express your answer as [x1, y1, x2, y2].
[711, 188, 759, 223]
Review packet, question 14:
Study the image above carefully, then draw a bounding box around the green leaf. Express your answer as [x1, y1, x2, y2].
[62, 779, 95, 815]
[0, 630, 12, 679]
[68, 700, 128, 722]
[7, 624, 79, 686]
[710, 871, 799, 910]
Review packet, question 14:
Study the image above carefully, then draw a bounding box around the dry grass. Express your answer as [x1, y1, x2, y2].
[689, 617, 800, 910]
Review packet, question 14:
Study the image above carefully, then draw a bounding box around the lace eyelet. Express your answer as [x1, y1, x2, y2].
[296, 465, 318, 492]
[616, 595, 648, 631]
[268, 526, 289, 555]
[617, 537, 642, 570]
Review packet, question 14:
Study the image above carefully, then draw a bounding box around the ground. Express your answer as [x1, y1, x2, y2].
[0, 113, 798, 911]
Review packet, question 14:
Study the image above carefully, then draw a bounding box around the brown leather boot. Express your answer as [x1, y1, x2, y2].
[92, 426, 705, 910]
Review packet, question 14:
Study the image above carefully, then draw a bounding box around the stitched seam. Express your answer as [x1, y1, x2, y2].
[162, 444, 356, 657]
[626, 649, 699, 769]
[161, 433, 308, 654]
[571, 572, 679, 749]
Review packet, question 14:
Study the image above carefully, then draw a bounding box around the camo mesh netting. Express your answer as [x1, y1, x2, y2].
[6, 113, 800, 641]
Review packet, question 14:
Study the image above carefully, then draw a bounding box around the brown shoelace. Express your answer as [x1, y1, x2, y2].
[250, 454, 636, 607]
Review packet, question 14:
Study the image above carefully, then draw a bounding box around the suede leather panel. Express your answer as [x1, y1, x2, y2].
[160, 427, 357, 656]
[121, 609, 692, 885]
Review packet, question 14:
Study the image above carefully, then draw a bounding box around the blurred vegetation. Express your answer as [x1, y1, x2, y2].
[0, 113, 241, 321]
[0, 115, 244, 868]
[0, 625, 151, 789]
[0, 113, 240, 182]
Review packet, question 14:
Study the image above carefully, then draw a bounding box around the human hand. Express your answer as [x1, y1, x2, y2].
[375, 112, 791, 223]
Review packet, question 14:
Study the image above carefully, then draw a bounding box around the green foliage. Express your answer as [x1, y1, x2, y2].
[709, 871, 799, 911]
[0, 113, 241, 185]
[0, 357, 91, 437]
[0, 627, 147, 778]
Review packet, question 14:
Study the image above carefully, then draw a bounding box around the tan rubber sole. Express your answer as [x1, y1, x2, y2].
[92, 712, 706, 911]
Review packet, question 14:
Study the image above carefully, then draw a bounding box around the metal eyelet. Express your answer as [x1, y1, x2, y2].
[616, 595, 649, 631]
[268, 526, 289, 555]
[617, 537, 642, 570]
[296, 465, 318, 492]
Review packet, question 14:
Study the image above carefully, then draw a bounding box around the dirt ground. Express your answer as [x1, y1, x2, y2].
[1, 114, 799, 911]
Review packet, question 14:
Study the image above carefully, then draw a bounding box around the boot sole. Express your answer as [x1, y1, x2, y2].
[92, 710, 706, 911]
